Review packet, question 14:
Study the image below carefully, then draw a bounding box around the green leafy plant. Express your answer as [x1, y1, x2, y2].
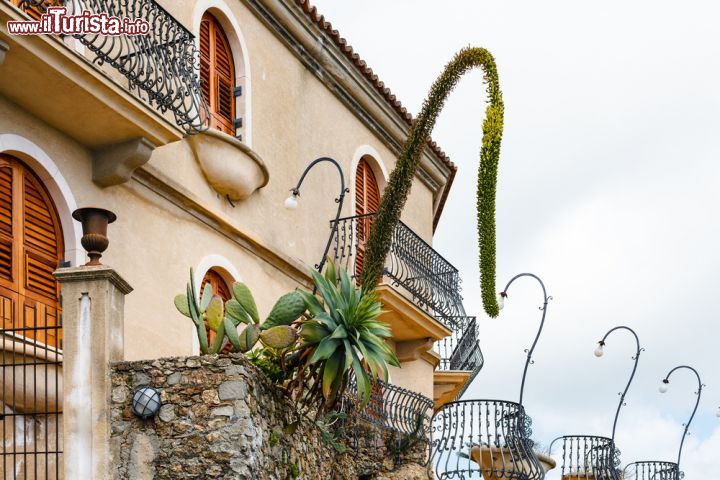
[359, 46, 504, 318]
[291, 259, 399, 411]
[174, 270, 305, 354]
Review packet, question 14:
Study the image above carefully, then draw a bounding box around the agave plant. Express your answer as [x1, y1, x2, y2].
[174, 269, 306, 354]
[293, 259, 399, 410]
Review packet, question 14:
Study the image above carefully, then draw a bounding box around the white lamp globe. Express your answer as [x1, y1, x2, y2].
[497, 293, 505, 311]
[594, 344, 604, 358]
[659, 382, 669, 394]
[284, 194, 298, 210]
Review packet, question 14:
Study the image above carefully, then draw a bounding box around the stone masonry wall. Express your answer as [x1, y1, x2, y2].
[109, 354, 429, 480]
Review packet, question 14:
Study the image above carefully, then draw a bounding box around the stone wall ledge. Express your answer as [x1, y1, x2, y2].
[110, 353, 429, 480]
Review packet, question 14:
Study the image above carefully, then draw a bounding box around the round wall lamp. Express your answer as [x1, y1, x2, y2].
[132, 386, 162, 419]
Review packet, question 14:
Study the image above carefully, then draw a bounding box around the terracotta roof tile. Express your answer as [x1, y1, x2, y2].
[293, 0, 455, 174]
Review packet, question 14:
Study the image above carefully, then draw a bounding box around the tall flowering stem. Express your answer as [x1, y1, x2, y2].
[359, 47, 505, 317]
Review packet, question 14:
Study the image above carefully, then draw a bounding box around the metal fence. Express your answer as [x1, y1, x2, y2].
[549, 435, 620, 480]
[341, 375, 433, 442]
[8, 0, 208, 134]
[1, 300, 63, 479]
[624, 461, 680, 480]
[429, 399, 543, 480]
[330, 213, 465, 319]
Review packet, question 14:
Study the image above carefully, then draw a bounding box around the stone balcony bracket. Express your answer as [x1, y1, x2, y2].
[92, 137, 156, 187]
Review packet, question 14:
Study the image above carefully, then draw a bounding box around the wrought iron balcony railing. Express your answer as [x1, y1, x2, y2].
[550, 435, 621, 480]
[342, 375, 434, 441]
[429, 399, 544, 480]
[330, 213, 465, 319]
[625, 461, 681, 480]
[435, 316, 483, 396]
[7, 0, 208, 133]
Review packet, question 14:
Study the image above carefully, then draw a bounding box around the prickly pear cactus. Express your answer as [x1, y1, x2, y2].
[263, 292, 306, 329]
[260, 325, 299, 349]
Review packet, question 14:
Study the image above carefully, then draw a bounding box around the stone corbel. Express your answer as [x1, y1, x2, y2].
[0, 40, 9, 66]
[395, 338, 434, 363]
[92, 137, 156, 187]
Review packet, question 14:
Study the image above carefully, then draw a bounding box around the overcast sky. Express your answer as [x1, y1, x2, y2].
[312, 0, 720, 476]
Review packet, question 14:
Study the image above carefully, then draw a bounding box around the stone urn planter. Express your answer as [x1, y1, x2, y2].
[470, 445, 551, 479]
[0, 335, 63, 413]
[186, 129, 269, 201]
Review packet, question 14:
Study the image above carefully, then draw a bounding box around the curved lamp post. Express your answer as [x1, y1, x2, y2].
[498, 273, 551, 405]
[550, 326, 643, 480]
[285, 157, 349, 273]
[660, 366, 704, 470]
[625, 365, 704, 480]
[428, 273, 552, 480]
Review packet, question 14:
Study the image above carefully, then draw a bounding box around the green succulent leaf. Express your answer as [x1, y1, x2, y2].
[232, 282, 259, 323]
[206, 295, 224, 332]
[322, 350, 343, 400]
[174, 294, 191, 317]
[238, 324, 260, 353]
[200, 282, 213, 313]
[209, 319, 226, 354]
[263, 291, 306, 329]
[226, 299, 252, 325]
[260, 325, 299, 349]
[310, 337, 340, 364]
[224, 317, 242, 351]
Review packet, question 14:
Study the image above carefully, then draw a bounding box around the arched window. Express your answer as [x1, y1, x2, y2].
[0, 154, 63, 348]
[354, 157, 381, 277]
[200, 12, 236, 136]
[201, 267, 232, 351]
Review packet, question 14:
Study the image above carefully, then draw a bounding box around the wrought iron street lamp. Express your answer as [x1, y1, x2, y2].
[428, 273, 552, 480]
[550, 326, 643, 480]
[285, 157, 349, 273]
[625, 365, 704, 480]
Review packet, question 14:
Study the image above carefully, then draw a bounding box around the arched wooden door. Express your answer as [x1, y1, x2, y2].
[354, 158, 380, 278]
[0, 154, 64, 348]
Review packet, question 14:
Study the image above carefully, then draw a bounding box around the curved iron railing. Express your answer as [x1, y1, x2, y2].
[624, 461, 681, 480]
[343, 375, 433, 441]
[549, 435, 620, 480]
[429, 399, 543, 480]
[435, 316, 483, 397]
[9, 0, 209, 133]
[330, 213, 465, 319]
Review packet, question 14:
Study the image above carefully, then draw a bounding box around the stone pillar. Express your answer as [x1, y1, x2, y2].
[54, 265, 133, 480]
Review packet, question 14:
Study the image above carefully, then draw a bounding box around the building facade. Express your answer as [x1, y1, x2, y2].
[0, 0, 482, 477]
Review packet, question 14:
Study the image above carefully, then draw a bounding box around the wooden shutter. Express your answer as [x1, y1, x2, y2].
[354, 158, 381, 277]
[200, 13, 235, 135]
[201, 268, 232, 353]
[0, 154, 63, 348]
[11, 0, 60, 21]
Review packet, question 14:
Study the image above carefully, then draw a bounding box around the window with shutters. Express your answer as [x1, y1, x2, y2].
[201, 268, 233, 352]
[0, 154, 64, 348]
[354, 157, 381, 278]
[200, 12, 239, 137]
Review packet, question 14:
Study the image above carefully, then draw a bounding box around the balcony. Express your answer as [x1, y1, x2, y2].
[434, 316, 483, 406]
[330, 213, 483, 408]
[0, 0, 207, 149]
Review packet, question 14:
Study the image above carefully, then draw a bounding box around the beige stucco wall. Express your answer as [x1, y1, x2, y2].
[0, 0, 436, 363]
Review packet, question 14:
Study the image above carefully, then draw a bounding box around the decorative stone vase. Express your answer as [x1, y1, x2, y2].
[186, 129, 269, 201]
[0, 335, 63, 413]
[72, 207, 117, 265]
